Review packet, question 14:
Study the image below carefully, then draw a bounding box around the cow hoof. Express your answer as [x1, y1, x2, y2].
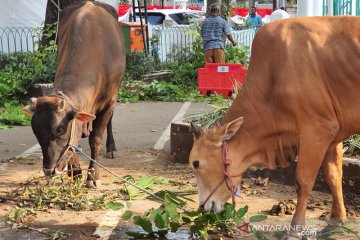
[106, 151, 117, 159]
[328, 217, 346, 226]
[95, 180, 102, 188]
[86, 180, 97, 189]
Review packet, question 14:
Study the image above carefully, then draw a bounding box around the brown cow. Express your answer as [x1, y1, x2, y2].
[23, 2, 125, 188]
[190, 16, 360, 236]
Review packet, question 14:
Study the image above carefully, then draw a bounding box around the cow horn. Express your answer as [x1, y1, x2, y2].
[191, 122, 203, 139]
[57, 98, 67, 112]
[30, 97, 37, 108]
[22, 98, 38, 116]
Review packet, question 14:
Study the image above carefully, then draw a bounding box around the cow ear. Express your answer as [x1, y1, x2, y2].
[221, 117, 244, 141]
[22, 97, 38, 117]
[74, 112, 96, 123]
[191, 122, 203, 139]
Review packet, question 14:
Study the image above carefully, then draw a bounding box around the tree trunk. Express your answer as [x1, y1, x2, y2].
[40, 0, 92, 48]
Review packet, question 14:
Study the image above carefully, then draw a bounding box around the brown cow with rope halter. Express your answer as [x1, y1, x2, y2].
[190, 16, 360, 236]
[23, 2, 125, 188]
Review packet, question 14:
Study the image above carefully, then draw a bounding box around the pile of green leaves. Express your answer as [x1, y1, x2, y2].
[6, 175, 124, 212]
[6, 207, 36, 225]
[124, 193, 267, 239]
[186, 95, 233, 129]
[118, 79, 203, 103]
[344, 134, 360, 156]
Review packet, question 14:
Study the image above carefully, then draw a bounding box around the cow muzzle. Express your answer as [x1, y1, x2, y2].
[43, 165, 68, 176]
[202, 200, 224, 213]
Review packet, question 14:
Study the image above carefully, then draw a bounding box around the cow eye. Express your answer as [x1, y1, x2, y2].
[56, 127, 65, 135]
[193, 160, 200, 169]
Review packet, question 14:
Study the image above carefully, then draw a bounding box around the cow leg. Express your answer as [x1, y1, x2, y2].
[86, 104, 116, 188]
[67, 154, 82, 180]
[290, 132, 331, 237]
[105, 113, 117, 158]
[86, 125, 103, 188]
[322, 142, 346, 226]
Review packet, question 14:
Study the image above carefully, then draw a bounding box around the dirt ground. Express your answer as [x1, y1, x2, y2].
[0, 147, 359, 240]
[0, 102, 359, 239]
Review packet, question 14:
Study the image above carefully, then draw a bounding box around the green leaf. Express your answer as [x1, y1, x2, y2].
[150, 206, 163, 221]
[249, 215, 267, 222]
[104, 201, 124, 211]
[186, 210, 200, 217]
[182, 216, 192, 224]
[161, 213, 169, 227]
[223, 203, 235, 219]
[121, 210, 133, 221]
[189, 224, 202, 235]
[164, 202, 180, 221]
[133, 216, 153, 234]
[124, 176, 154, 200]
[157, 229, 168, 236]
[126, 231, 146, 238]
[154, 213, 165, 229]
[236, 205, 248, 219]
[170, 221, 181, 232]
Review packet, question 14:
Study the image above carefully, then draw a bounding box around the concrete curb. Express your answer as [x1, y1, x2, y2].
[244, 158, 360, 195]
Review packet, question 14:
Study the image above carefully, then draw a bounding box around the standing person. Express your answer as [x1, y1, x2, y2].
[201, 3, 237, 63]
[246, 6, 264, 27]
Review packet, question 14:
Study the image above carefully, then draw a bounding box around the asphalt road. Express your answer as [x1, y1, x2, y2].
[0, 101, 210, 161]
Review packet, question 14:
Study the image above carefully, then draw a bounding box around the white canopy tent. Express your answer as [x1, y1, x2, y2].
[0, 0, 118, 53]
[0, 0, 47, 27]
[0, 0, 119, 27]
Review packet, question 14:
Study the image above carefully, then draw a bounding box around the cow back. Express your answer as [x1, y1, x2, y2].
[54, 1, 125, 113]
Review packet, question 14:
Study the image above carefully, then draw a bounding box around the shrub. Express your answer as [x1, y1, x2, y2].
[0, 100, 31, 127]
[125, 51, 155, 80]
[0, 42, 57, 106]
[225, 44, 250, 67]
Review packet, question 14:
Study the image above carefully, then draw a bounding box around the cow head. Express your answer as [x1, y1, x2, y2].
[189, 117, 245, 213]
[23, 96, 95, 176]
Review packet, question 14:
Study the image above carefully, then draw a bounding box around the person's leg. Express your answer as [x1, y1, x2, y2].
[214, 49, 225, 63]
[205, 49, 215, 63]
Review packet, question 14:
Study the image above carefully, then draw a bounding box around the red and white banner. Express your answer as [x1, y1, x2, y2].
[118, 5, 272, 24]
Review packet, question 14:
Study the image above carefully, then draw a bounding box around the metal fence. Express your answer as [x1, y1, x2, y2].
[0, 27, 42, 55]
[151, 25, 257, 62]
[151, 25, 197, 62]
[323, 0, 360, 16]
[333, 0, 353, 15]
[0, 25, 257, 62]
